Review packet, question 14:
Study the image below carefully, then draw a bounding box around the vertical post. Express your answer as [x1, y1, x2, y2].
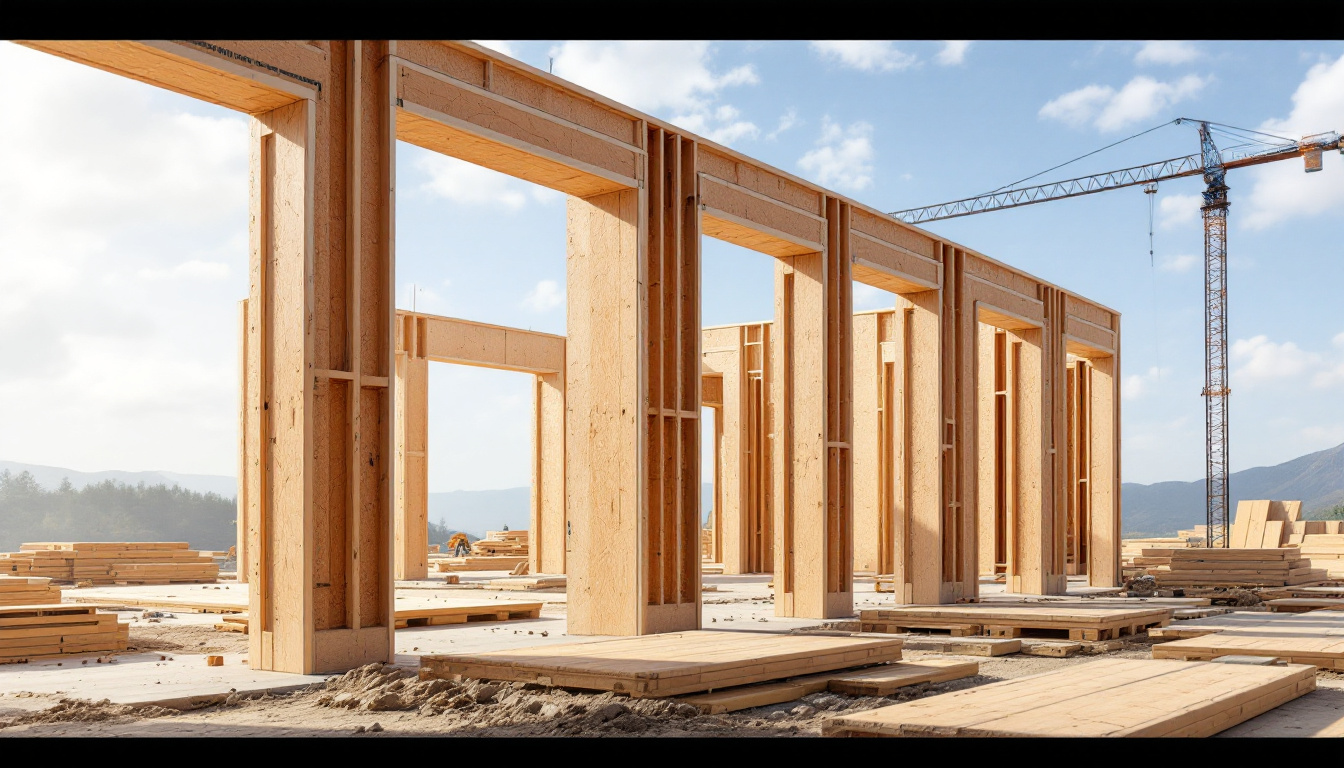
[531, 369, 566, 575]
[1088, 354, 1120, 586]
[247, 41, 395, 674]
[237, 298, 250, 584]
[773, 198, 852, 618]
[394, 315, 428, 580]
[566, 127, 699, 635]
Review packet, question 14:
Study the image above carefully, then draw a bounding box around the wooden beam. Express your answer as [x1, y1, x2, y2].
[401, 311, 565, 374]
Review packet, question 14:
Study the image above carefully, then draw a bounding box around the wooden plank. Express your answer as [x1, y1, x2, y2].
[823, 658, 1317, 737]
[420, 631, 904, 698]
[677, 674, 833, 714]
[1151, 610, 1344, 668]
[826, 659, 978, 695]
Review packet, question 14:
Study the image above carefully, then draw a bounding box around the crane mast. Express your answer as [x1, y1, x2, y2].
[1198, 122, 1231, 547]
[890, 122, 1340, 549]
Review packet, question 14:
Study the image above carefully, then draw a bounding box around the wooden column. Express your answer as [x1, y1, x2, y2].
[394, 314, 428, 580]
[244, 41, 395, 674]
[1087, 353, 1121, 586]
[531, 369, 566, 575]
[237, 299, 250, 584]
[901, 290, 948, 605]
[566, 127, 699, 635]
[773, 198, 852, 619]
[702, 326, 745, 573]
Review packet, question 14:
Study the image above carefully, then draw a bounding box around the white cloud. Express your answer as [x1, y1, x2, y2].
[138, 260, 230, 282]
[1135, 41, 1202, 66]
[522, 279, 563, 312]
[1310, 332, 1344, 389]
[1242, 53, 1344, 230]
[1122, 366, 1169, 400]
[798, 118, 876, 192]
[810, 41, 918, 72]
[414, 152, 559, 210]
[0, 42, 251, 474]
[766, 109, 798, 140]
[471, 40, 515, 58]
[937, 41, 972, 66]
[1157, 193, 1202, 229]
[1158, 254, 1198, 274]
[1231, 335, 1318, 383]
[1040, 75, 1209, 132]
[549, 41, 760, 147]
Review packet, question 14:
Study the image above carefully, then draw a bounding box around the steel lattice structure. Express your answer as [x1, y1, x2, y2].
[890, 124, 1340, 548]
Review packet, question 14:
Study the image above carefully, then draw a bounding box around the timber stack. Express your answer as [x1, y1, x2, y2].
[1299, 532, 1344, 578]
[1139, 546, 1328, 588]
[0, 604, 129, 663]
[0, 542, 220, 585]
[435, 530, 529, 572]
[0, 576, 62, 606]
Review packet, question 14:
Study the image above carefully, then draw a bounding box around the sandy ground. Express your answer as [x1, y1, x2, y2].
[2, 575, 1341, 736]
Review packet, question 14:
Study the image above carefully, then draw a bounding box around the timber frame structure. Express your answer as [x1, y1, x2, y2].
[20, 40, 1119, 674]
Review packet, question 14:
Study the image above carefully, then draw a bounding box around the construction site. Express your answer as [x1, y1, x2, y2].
[1, 39, 1342, 738]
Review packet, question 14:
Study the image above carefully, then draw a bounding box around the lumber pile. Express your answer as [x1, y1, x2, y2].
[0, 542, 219, 585]
[1299, 532, 1344, 578]
[0, 604, 129, 663]
[701, 526, 713, 560]
[1121, 537, 1192, 577]
[470, 530, 528, 557]
[1140, 546, 1327, 588]
[0, 576, 62, 606]
[435, 556, 527, 572]
[1229, 500, 1302, 548]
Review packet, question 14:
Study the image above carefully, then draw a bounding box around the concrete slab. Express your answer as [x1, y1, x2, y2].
[0, 652, 325, 710]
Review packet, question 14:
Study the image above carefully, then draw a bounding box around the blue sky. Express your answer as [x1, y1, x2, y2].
[1, 40, 1341, 493]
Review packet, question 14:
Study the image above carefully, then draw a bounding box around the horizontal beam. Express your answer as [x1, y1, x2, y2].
[397, 311, 565, 374]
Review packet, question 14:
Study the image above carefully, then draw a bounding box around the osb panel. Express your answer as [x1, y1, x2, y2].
[702, 211, 820, 258]
[486, 64, 640, 147]
[398, 67, 638, 181]
[850, 208, 938, 261]
[1064, 294, 1116, 331]
[964, 253, 1041, 300]
[697, 147, 823, 215]
[201, 40, 330, 84]
[1064, 315, 1116, 355]
[313, 378, 350, 632]
[969, 277, 1045, 328]
[359, 387, 387, 626]
[396, 40, 487, 88]
[699, 177, 825, 247]
[852, 233, 940, 290]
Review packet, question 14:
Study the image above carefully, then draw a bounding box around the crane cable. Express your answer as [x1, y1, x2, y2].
[1145, 182, 1161, 381]
[981, 119, 1182, 196]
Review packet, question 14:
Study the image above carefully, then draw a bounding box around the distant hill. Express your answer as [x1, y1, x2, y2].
[1122, 442, 1344, 537]
[0, 460, 237, 498]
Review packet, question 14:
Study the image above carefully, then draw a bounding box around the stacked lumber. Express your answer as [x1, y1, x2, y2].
[1141, 546, 1327, 588]
[1229, 500, 1300, 548]
[435, 556, 527, 572]
[858, 604, 1171, 641]
[0, 604, 129, 663]
[0, 542, 219, 585]
[1121, 537, 1191, 576]
[701, 526, 713, 560]
[470, 530, 528, 557]
[0, 576, 62, 606]
[1298, 533, 1344, 578]
[1177, 524, 1209, 543]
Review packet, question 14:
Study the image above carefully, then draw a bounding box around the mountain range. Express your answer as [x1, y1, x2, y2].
[6, 441, 1343, 539]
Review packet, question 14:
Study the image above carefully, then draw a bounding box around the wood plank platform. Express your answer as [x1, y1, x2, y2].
[434, 556, 528, 572]
[859, 604, 1172, 641]
[823, 658, 1317, 737]
[419, 630, 905, 698]
[485, 576, 567, 591]
[1149, 611, 1280, 640]
[214, 598, 545, 634]
[1151, 610, 1344, 669]
[1265, 598, 1344, 613]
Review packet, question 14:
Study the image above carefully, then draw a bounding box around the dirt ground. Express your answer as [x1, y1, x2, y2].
[0, 628, 1166, 737]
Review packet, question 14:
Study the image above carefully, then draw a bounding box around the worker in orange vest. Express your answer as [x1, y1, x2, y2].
[447, 532, 470, 557]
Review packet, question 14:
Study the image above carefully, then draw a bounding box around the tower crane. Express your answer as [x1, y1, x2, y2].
[890, 120, 1341, 547]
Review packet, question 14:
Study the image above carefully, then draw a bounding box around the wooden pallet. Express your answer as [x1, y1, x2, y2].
[1151, 610, 1344, 669]
[434, 556, 528, 572]
[0, 603, 129, 663]
[485, 576, 567, 591]
[859, 604, 1172, 641]
[69, 595, 248, 614]
[823, 658, 1317, 737]
[420, 630, 906, 698]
